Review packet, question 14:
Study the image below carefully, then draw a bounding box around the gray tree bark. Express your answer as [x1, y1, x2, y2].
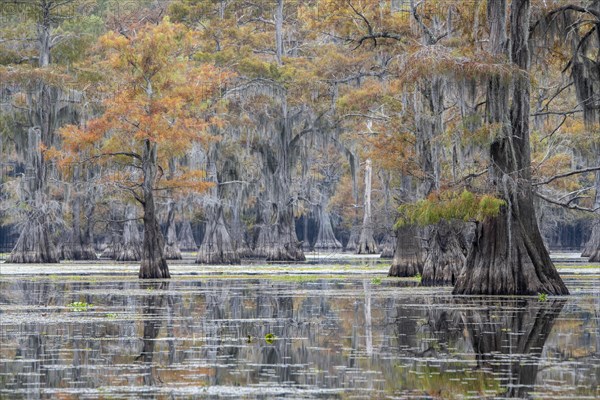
[582, 171, 600, 261]
[388, 225, 423, 277]
[8, 1, 78, 263]
[196, 205, 240, 264]
[379, 233, 395, 258]
[275, 0, 284, 65]
[163, 200, 182, 260]
[116, 205, 142, 262]
[314, 207, 342, 250]
[177, 214, 197, 251]
[421, 221, 467, 286]
[139, 140, 170, 279]
[60, 166, 97, 260]
[252, 114, 305, 261]
[196, 148, 240, 264]
[454, 0, 569, 295]
[8, 127, 58, 263]
[357, 159, 378, 254]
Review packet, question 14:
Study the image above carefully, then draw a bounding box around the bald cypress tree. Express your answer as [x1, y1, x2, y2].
[454, 0, 569, 295]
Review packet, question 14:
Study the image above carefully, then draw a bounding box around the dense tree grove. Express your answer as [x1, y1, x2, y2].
[0, 0, 598, 290]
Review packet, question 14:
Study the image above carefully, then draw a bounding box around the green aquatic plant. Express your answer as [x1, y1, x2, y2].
[538, 293, 548, 302]
[265, 333, 276, 344]
[68, 301, 93, 312]
[415, 273, 422, 283]
[106, 313, 118, 319]
[371, 277, 382, 285]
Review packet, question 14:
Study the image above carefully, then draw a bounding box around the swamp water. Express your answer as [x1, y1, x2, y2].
[0, 260, 598, 399]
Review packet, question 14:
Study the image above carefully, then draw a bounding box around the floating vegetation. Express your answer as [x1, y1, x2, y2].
[264, 333, 276, 344]
[67, 301, 93, 312]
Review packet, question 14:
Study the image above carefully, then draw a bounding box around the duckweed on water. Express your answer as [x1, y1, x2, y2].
[265, 333, 276, 344]
[67, 301, 93, 312]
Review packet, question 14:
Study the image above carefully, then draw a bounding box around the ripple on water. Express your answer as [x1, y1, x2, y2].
[0, 273, 598, 399]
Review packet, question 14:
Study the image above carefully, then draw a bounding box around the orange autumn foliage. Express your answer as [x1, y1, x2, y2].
[58, 17, 233, 196]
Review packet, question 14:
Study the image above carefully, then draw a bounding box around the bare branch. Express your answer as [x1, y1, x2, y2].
[535, 191, 599, 213]
[533, 166, 600, 186]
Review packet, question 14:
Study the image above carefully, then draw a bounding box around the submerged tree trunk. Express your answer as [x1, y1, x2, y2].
[454, 0, 568, 295]
[388, 225, 423, 277]
[8, 127, 58, 263]
[313, 174, 342, 250]
[9, 4, 77, 262]
[254, 204, 305, 261]
[357, 159, 378, 254]
[163, 200, 182, 260]
[116, 205, 142, 262]
[196, 148, 240, 264]
[314, 207, 342, 250]
[8, 207, 58, 263]
[582, 172, 600, 261]
[345, 225, 360, 251]
[379, 233, 396, 258]
[177, 215, 197, 251]
[196, 206, 240, 264]
[61, 166, 97, 261]
[421, 221, 467, 286]
[139, 140, 170, 279]
[252, 115, 305, 261]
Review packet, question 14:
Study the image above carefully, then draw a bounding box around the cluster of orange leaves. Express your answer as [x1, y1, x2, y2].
[55, 18, 233, 195]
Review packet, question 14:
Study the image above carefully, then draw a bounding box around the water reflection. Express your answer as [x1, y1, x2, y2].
[137, 282, 169, 387]
[0, 277, 598, 399]
[462, 299, 565, 398]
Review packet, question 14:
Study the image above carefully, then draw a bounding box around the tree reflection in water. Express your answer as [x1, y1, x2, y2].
[136, 281, 169, 387]
[462, 299, 566, 398]
[1, 278, 595, 399]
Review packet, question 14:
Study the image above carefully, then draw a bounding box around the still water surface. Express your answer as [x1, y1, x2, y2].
[0, 273, 598, 399]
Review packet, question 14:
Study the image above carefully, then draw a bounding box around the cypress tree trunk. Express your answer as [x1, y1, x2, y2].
[313, 177, 342, 250]
[196, 205, 240, 264]
[177, 215, 197, 251]
[100, 207, 122, 259]
[454, 0, 568, 295]
[163, 200, 182, 260]
[60, 166, 97, 260]
[357, 159, 378, 254]
[196, 149, 240, 264]
[345, 225, 360, 251]
[379, 233, 395, 258]
[8, 3, 74, 263]
[313, 206, 342, 250]
[388, 225, 423, 277]
[252, 121, 305, 261]
[139, 140, 170, 279]
[421, 220, 467, 286]
[582, 171, 600, 261]
[8, 127, 58, 263]
[116, 205, 142, 262]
